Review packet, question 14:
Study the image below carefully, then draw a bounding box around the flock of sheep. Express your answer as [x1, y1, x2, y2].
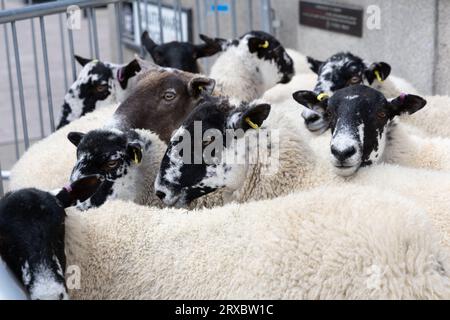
[1, 30, 450, 300]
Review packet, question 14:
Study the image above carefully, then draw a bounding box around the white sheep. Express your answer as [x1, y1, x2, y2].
[155, 96, 450, 248]
[63, 186, 450, 300]
[200, 31, 295, 101]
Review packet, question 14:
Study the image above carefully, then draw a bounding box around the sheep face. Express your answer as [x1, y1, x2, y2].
[68, 129, 145, 210]
[155, 97, 271, 207]
[142, 31, 221, 73]
[0, 189, 67, 300]
[201, 31, 295, 86]
[113, 68, 216, 143]
[294, 85, 426, 177]
[302, 52, 391, 133]
[57, 56, 141, 129]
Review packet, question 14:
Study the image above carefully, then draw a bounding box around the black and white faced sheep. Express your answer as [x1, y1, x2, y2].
[67, 128, 165, 210]
[155, 96, 271, 207]
[302, 52, 393, 133]
[293, 85, 427, 176]
[57, 55, 142, 130]
[203, 31, 295, 101]
[141, 31, 221, 73]
[0, 175, 102, 300]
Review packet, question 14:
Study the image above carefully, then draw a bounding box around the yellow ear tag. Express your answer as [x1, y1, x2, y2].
[259, 41, 270, 49]
[133, 149, 142, 165]
[317, 93, 329, 102]
[245, 117, 259, 130]
[374, 70, 384, 83]
[92, 59, 99, 64]
[198, 85, 204, 91]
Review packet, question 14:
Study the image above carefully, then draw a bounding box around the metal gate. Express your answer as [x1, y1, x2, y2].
[0, 0, 274, 196]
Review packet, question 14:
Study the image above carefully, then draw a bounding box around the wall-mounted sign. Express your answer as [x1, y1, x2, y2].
[122, 1, 193, 51]
[299, 1, 363, 37]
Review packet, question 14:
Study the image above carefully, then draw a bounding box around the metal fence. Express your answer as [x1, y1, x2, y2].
[0, 0, 273, 196]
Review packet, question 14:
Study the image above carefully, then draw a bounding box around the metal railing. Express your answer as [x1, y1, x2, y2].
[0, 0, 273, 196]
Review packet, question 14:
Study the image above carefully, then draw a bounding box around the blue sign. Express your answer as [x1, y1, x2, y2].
[210, 4, 229, 12]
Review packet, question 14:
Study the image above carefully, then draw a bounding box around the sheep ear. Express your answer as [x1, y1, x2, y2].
[199, 34, 228, 51]
[230, 103, 271, 131]
[365, 62, 391, 84]
[188, 77, 216, 98]
[127, 142, 143, 165]
[74, 55, 93, 67]
[292, 90, 329, 114]
[117, 59, 141, 89]
[67, 132, 85, 147]
[56, 175, 103, 208]
[389, 94, 427, 116]
[141, 31, 158, 54]
[194, 41, 222, 59]
[306, 57, 323, 74]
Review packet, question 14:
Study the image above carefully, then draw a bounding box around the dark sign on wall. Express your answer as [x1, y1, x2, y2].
[299, 1, 363, 37]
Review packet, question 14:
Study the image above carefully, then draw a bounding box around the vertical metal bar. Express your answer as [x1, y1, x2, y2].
[67, 28, 77, 81]
[2, 0, 20, 159]
[30, 17, 45, 138]
[177, 0, 183, 41]
[58, 13, 69, 92]
[247, 0, 253, 31]
[115, 2, 124, 63]
[136, 0, 145, 56]
[213, 0, 220, 37]
[11, 21, 30, 150]
[157, 0, 164, 43]
[91, 8, 100, 59]
[261, 0, 272, 34]
[231, 0, 237, 38]
[173, 0, 179, 41]
[195, 0, 202, 41]
[39, 17, 56, 132]
[202, 0, 210, 72]
[144, 0, 149, 32]
[86, 7, 94, 57]
[0, 162, 4, 197]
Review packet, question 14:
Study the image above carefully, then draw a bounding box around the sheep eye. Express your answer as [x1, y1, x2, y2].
[96, 84, 108, 93]
[164, 92, 176, 101]
[106, 160, 119, 169]
[377, 112, 387, 119]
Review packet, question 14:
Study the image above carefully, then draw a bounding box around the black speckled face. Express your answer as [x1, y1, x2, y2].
[245, 31, 295, 84]
[296, 85, 427, 177]
[67, 129, 144, 209]
[155, 96, 271, 207]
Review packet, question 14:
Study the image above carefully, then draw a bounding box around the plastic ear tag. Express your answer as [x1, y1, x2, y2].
[245, 117, 259, 130]
[92, 59, 99, 64]
[374, 70, 384, 83]
[317, 93, 329, 102]
[133, 149, 142, 165]
[198, 85, 204, 91]
[259, 41, 270, 49]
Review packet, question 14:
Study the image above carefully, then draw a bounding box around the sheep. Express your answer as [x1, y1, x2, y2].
[110, 63, 216, 143]
[10, 66, 217, 192]
[57, 56, 141, 129]
[0, 175, 102, 300]
[141, 31, 221, 73]
[293, 85, 450, 172]
[200, 31, 295, 101]
[66, 128, 166, 210]
[298, 52, 419, 133]
[155, 95, 450, 248]
[63, 186, 450, 300]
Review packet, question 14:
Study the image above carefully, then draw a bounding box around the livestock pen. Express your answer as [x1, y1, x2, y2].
[0, 0, 275, 196]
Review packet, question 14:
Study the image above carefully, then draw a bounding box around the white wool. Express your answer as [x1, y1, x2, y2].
[64, 186, 450, 299]
[285, 48, 311, 75]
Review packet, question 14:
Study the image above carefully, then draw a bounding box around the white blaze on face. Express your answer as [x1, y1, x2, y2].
[368, 126, 388, 164]
[29, 263, 68, 300]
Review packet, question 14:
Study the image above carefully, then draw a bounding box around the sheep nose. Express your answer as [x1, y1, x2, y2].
[156, 191, 166, 200]
[331, 146, 357, 162]
[305, 113, 320, 124]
